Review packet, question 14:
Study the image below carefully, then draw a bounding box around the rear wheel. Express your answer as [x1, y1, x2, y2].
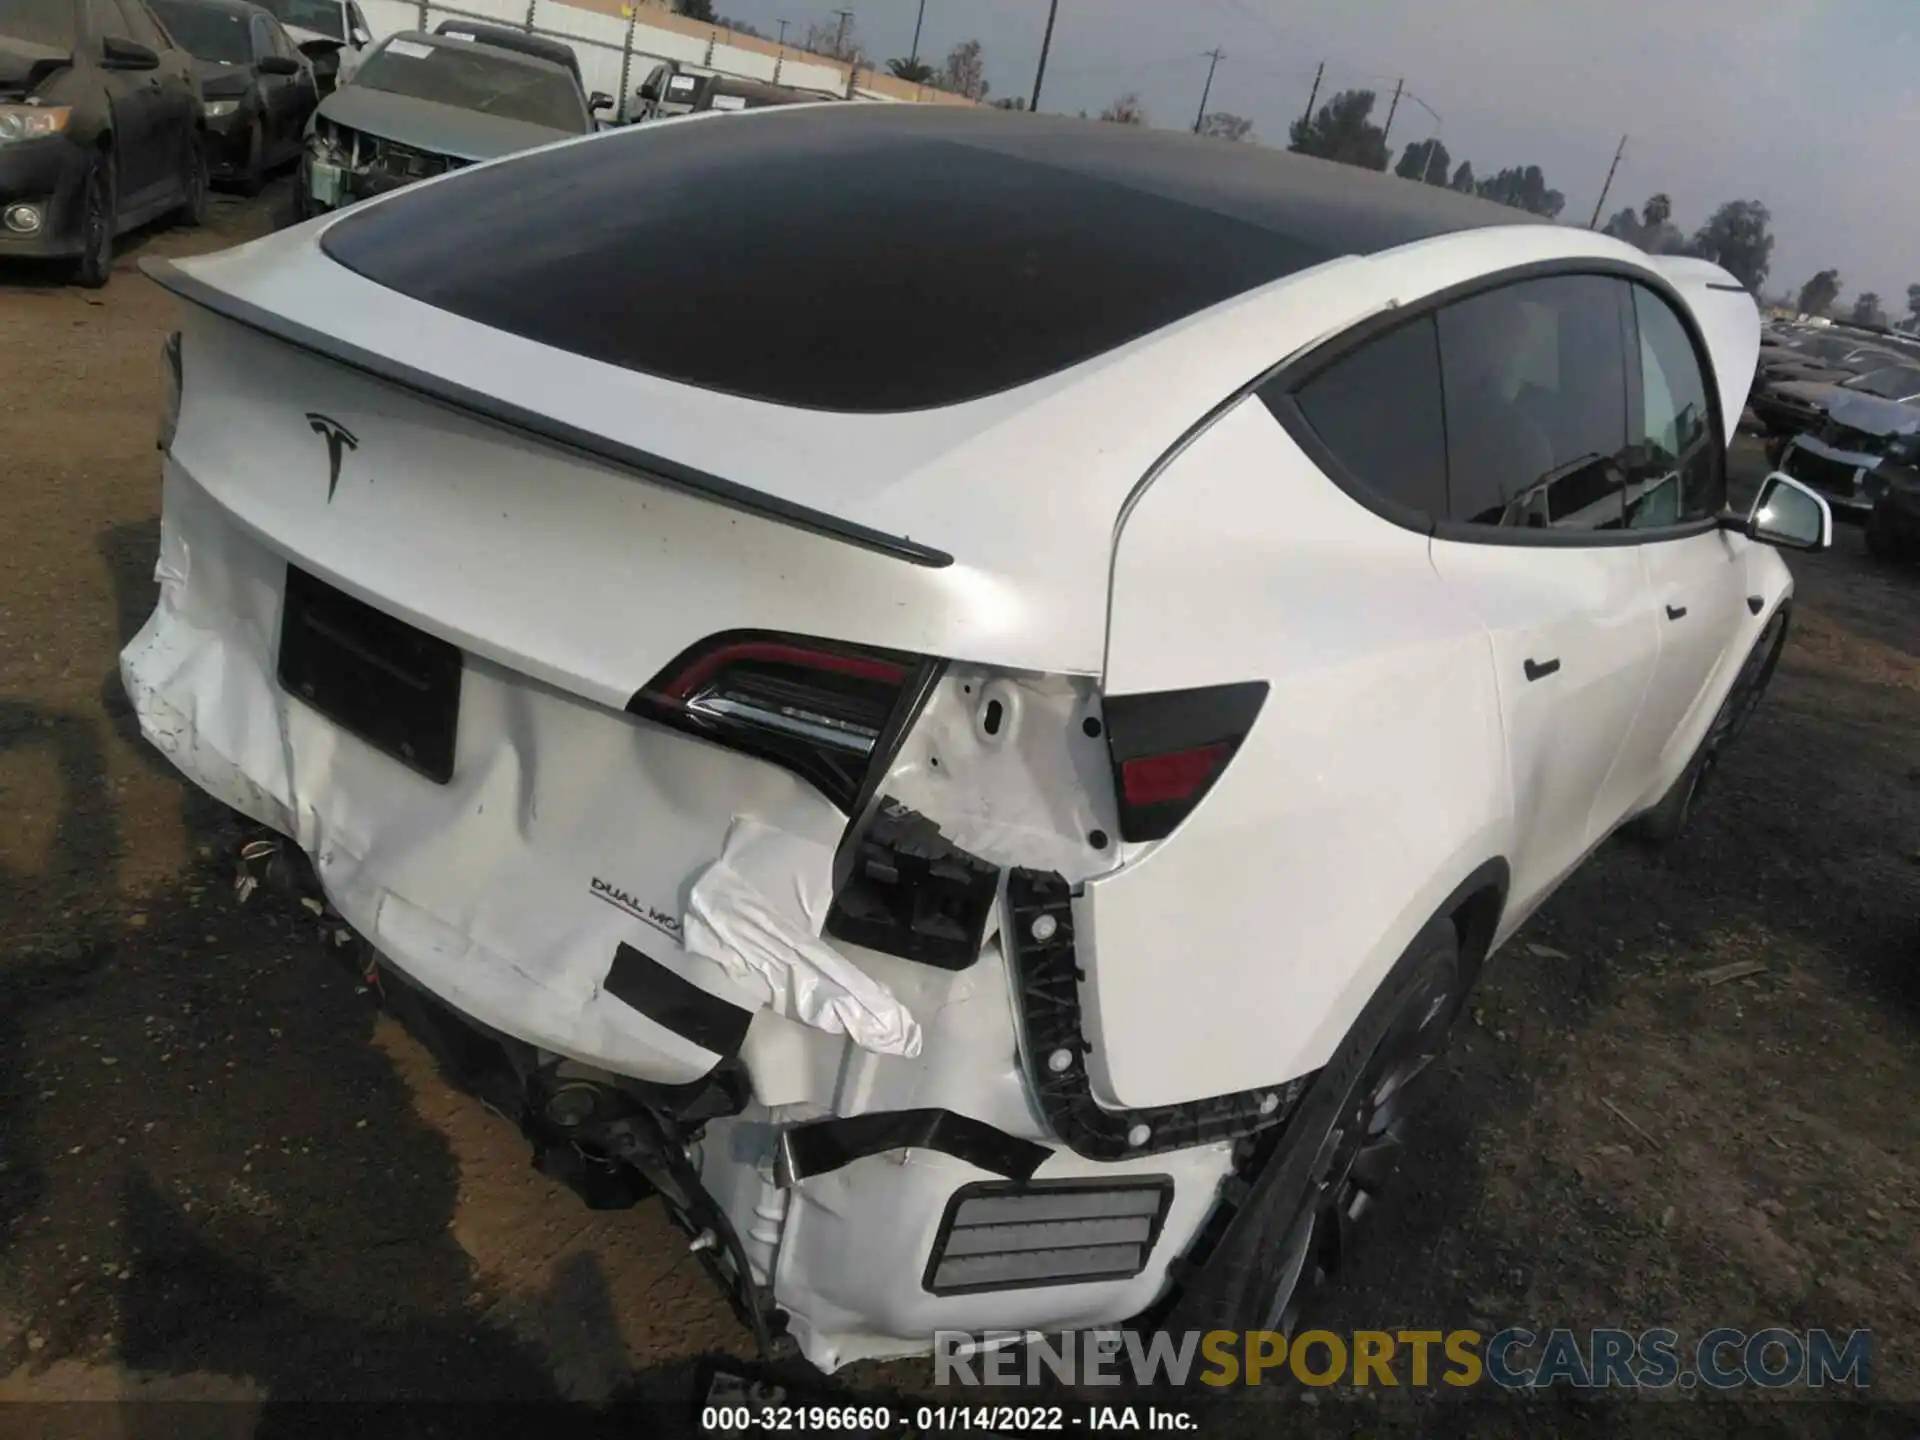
[236, 120, 266, 197]
[1865, 503, 1906, 564]
[174, 132, 208, 226]
[68, 151, 115, 289]
[1630, 607, 1789, 846]
[1172, 918, 1465, 1333]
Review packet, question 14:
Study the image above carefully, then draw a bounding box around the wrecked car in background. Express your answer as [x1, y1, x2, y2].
[1776, 389, 1920, 522]
[255, 0, 368, 93]
[431, 18, 610, 121]
[633, 59, 838, 120]
[125, 107, 1827, 1372]
[296, 29, 591, 218]
[1752, 360, 1920, 446]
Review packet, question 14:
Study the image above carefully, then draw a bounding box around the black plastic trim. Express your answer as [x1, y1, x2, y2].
[921, 1176, 1174, 1297]
[824, 800, 1001, 970]
[602, 942, 755, 1058]
[1747, 595, 1765, 615]
[140, 258, 955, 569]
[1102, 681, 1270, 844]
[1004, 868, 1309, 1160]
[1705, 281, 1750, 294]
[1264, 257, 1733, 552]
[781, 1109, 1051, 1183]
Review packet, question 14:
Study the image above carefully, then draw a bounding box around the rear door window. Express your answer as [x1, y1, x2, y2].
[1437, 275, 1633, 532]
[1626, 284, 1724, 528]
[1275, 314, 1448, 521]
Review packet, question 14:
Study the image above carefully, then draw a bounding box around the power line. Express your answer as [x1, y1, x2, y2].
[1029, 0, 1059, 111]
[1193, 47, 1224, 133]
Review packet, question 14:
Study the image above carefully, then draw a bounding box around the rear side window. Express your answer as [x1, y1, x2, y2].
[1627, 284, 1724, 527]
[1280, 314, 1447, 520]
[1437, 275, 1632, 532]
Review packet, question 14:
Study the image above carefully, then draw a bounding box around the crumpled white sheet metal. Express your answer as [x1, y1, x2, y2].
[118, 461, 848, 1086]
[683, 816, 923, 1059]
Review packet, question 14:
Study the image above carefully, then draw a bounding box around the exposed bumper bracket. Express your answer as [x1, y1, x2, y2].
[1005, 868, 1307, 1161]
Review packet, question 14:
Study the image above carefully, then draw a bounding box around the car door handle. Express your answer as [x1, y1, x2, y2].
[1665, 604, 1687, 621]
[1524, 657, 1561, 682]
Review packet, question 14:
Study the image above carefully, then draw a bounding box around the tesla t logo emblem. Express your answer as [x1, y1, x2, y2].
[305, 412, 358, 502]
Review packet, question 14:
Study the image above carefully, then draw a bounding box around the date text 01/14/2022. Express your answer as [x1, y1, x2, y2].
[698, 1404, 1201, 1432]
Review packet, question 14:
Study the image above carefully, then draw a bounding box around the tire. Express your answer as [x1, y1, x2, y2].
[174, 131, 209, 226]
[1629, 607, 1789, 847]
[236, 121, 265, 198]
[1169, 917, 1467, 1334]
[1865, 503, 1905, 564]
[68, 150, 115, 290]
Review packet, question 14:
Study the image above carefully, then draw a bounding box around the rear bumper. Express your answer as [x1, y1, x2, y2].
[0, 135, 91, 260]
[119, 454, 1238, 1369]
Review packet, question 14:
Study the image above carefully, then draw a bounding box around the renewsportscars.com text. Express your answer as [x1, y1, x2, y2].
[934, 1326, 1871, 1391]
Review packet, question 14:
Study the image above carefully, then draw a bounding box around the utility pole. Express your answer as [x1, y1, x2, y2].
[1380, 77, 1403, 145]
[831, 8, 852, 58]
[1192, 47, 1223, 133]
[1588, 134, 1628, 229]
[908, 0, 926, 67]
[776, 19, 787, 45]
[1298, 60, 1323, 128]
[1029, 0, 1058, 112]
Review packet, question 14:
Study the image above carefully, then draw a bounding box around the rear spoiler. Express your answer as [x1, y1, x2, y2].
[140, 257, 954, 569]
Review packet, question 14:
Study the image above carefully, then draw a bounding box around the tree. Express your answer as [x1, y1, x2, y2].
[1796, 269, 1842, 316]
[1449, 159, 1475, 193]
[1603, 193, 1685, 255]
[717, 15, 764, 36]
[887, 57, 936, 82]
[1906, 283, 1920, 323]
[1851, 292, 1886, 327]
[802, 17, 864, 64]
[1199, 111, 1255, 142]
[991, 96, 1028, 111]
[1688, 199, 1774, 293]
[1098, 92, 1146, 125]
[937, 38, 988, 100]
[1474, 165, 1565, 219]
[1395, 138, 1451, 185]
[677, 0, 714, 19]
[1288, 89, 1389, 170]
[1601, 207, 1644, 245]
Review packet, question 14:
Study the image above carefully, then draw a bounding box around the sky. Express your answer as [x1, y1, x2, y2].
[707, 0, 1920, 311]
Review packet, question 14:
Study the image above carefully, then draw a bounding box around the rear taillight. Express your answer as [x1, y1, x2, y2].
[1102, 681, 1268, 842]
[629, 630, 928, 810]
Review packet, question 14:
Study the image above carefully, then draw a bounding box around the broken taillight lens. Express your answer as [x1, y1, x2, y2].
[629, 631, 926, 811]
[1102, 681, 1269, 842]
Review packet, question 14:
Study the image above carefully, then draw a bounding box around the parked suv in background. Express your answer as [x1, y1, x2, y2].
[1, 0, 205, 285]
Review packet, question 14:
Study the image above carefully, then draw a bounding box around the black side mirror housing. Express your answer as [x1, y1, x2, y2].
[101, 36, 160, 70]
[258, 54, 300, 75]
[590, 91, 613, 111]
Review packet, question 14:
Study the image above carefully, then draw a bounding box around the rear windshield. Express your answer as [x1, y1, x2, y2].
[320, 108, 1329, 412]
[4, 0, 75, 48]
[254, 0, 339, 39]
[352, 39, 586, 131]
[1845, 365, 1920, 399]
[149, 0, 251, 62]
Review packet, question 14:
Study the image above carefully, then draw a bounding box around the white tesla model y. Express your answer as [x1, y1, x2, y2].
[125, 104, 1831, 1370]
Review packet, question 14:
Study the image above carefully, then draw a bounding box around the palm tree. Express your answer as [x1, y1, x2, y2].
[887, 57, 936, 82]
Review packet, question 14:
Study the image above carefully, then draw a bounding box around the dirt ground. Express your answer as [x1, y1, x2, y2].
[1, 179, 1916, 1437]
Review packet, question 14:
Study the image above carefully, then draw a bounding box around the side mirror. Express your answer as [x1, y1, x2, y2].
[101, 36, 160, 70]
[258, 54, 300, 75]
[590, 91, 613, 112]
[1746, 473, 1833, 552]
[351, 26, 371, 46]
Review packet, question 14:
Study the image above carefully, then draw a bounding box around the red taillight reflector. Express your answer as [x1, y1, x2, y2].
[654, 640, 908, 702]
[1120, 742, 1233, 807]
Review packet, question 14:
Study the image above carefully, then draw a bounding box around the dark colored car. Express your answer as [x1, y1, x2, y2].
[430, 20, 610, 122]
[634, 60, 838, 120]
[1751, 360, 1920, 441]
[1, 0, 206, 286]
[1866, 454, 1920, 564]
[149, 0, 315, 193]
[298, 31, 591, 218]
